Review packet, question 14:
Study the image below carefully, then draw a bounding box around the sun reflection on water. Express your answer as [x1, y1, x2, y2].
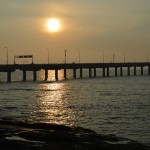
[38, 69, 65, 81]
[30, 82, 77, 126]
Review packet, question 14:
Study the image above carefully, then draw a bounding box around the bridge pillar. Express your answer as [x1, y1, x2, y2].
[7, 72, 11, 82]
[103, 68, 105, 77]
[73, 69, 76, 78]
[148, 66, 150, 75]
[55, 69, 58, 81]
[115, 67, 118, 76]
[23, 70, 26, 82]
[141, 66, 143, 76]
[80, 68, 83, 78]
[128, 67, 130, 76]
[45, 69, 48, 81]
[134, 66, 136, 76]
[64, 69, 67, 79]
[89, 68, 92, 78]
[120, 67, 123, 76]
[94, 68, 96, 78]
[107, 67, 109, 77]
[33, 70, 37, 81]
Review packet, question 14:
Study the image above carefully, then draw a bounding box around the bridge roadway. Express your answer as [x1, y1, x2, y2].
[0, 62, 150, 82]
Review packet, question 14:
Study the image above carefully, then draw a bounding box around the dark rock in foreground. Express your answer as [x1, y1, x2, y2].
[0, 118, 149, 150]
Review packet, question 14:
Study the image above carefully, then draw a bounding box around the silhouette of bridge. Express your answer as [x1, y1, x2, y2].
[0, 62, 150, 82]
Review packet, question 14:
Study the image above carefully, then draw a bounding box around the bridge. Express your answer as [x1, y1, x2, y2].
[0, 62, 150, 82]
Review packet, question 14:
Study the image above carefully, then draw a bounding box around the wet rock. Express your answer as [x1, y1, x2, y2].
[0, 118, 149, 150]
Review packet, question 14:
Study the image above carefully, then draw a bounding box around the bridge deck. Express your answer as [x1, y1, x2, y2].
[0, 62, 150, 82]
[0, 62, 150, 72]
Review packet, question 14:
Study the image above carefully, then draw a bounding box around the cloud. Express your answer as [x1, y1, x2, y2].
[0, 0, 150, 63]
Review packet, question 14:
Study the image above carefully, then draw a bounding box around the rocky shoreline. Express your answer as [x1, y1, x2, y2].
[0, 118, 149, 150]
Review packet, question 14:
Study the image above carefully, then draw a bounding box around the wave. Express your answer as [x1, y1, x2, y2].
[0, 88, 58, 92]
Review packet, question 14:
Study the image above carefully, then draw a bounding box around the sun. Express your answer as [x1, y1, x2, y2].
[47, 18, 60, 32]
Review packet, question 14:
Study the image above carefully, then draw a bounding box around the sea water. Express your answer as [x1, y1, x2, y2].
[0, 69, 150, 144]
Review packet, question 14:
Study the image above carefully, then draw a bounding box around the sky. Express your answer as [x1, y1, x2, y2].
[0, 0, 150, 64]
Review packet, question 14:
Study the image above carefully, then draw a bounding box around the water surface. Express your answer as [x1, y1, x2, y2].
[0, 70, 150, 144]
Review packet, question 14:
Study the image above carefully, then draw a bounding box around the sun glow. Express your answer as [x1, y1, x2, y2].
[47, 18, 61, 32]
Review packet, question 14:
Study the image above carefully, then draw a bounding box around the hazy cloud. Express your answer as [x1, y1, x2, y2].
[0, 0, 150, 63]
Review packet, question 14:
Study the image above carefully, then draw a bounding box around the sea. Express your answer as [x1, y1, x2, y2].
[0, 68, 150, 144]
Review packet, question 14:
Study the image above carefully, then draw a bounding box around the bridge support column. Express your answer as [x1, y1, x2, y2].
[134, 66, 136, 76]
[55, 69, 58, 81]
[73, 69, 76, 78]
[141, 66, 143, 76]
[94, 68, 96, 78]
[115, 67, 118, 77]
[64, 69, 67, 79]
[80, 68, 83, 78]
[45, 69, 48, 81]
[128, 67, 130, 76]
[103, 68, 105, 77]
[107, 67, 109, 77]
[33, 70, 37, 81]
[89, 68, 92, 78]
[7, 72, 11, 82]
[120, 67, 123, 76]
[23, 70, 26, 82]
[148, 66, 150, 75]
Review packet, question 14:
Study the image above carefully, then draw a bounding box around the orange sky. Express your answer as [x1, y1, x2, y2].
[0, 0, 150, 64]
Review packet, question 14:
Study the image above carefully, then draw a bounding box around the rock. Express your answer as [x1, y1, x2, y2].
[0, 118, 149, 150]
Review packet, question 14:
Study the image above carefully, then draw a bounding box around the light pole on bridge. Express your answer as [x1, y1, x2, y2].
[4, 47, 8, 65]
[102, 51, 104, 63]
[65, 49, 67, 64]
[47, 48, 49, 64]
[123, 52, 126, 63]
